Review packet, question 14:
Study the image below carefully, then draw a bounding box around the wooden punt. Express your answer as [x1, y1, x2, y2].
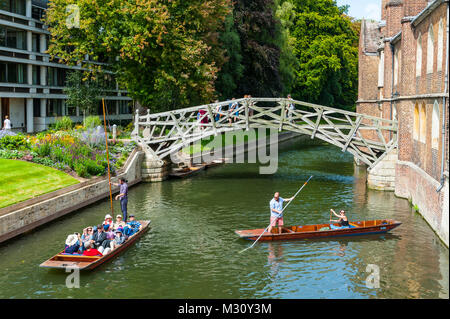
[205, 158, 227, 169]
[169, 164, 206, 178]
[39, 220, 151, 270]
[235, 219, 401, 241]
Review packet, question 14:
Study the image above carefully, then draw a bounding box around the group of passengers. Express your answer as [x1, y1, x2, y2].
[63, 214, 143, 257]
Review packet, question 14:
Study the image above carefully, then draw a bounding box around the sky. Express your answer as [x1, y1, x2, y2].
[336, 0, 381, 21]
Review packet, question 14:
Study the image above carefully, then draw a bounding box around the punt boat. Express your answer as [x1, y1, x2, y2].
[169, 164, 206, 178]
[235, 219, 401, 241]
[39, 220, 151, 270]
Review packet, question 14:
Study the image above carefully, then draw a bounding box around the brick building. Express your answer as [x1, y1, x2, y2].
[357, 0, 449, 246]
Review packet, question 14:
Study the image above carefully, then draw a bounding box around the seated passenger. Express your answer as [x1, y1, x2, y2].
[104, 229, 126, 254]
[103, 214, 114, 231]
[330, 209, 350, 228]
[64, 233, 81, 254]
[98, 228, 116, 255]
[123, 215, 142, 237]
[80, 227, 94, 252]
[113, 215, 126, 231]
[82, 242, 103, 256]
[91, 224, 107, 249]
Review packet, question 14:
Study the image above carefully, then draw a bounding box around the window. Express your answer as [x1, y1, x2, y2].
[394, 48, 401, 86]
[378, 50, 384, 87]
[119, 101, 132, 114]
[413, 103, 420, 140]
[32, 65, 40, 85]
[419, 104, 426, 143]
[47, 99, 63, 117]
[3, 62, 27, 84]
[437, 19, 444, 72]
[1, 0, 26, 15]
[0, 26, 27, 50]
[32, 33, 40, 52]
[416, 33, 422, 77]
[33, 98, 40, 117]
[0, 62, 6, 82]
[432, 101, 440, 149]
[426, 24, 434, 74]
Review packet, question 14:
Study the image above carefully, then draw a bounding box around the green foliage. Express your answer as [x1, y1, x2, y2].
[215, 13, 244, 100]
[46, 0, 232, 112]
[288, 0, 359, 110]
[64, 71, 103, 116]
[54, 116, 74, 131]
[0, 149, 24, 159]
[233, 0, 284, 97]
[83, 116, 102, 129]
[0, 135, 29, 150]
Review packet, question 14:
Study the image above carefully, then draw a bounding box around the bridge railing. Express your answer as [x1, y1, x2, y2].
[131, 98, 398, 169]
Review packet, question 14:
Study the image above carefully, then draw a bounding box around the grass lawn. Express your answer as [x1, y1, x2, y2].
[0, 159, 80, 209]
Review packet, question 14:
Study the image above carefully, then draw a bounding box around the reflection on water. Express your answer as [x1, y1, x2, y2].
[0, 138, 447, 299]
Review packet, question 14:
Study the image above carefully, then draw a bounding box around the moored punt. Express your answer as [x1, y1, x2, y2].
[235, 219, 401, 241]
[39, 220, 151, 270]
[205, 158, 228, 169]
[169, 164, 206, 179]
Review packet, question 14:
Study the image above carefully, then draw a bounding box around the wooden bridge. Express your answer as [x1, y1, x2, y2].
[131, 98, 398, 170]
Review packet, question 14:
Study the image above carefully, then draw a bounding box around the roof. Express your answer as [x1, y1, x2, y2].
[412, 0, 445, 27]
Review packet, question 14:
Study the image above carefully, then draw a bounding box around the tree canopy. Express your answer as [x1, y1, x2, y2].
[46, 0, 360, 111]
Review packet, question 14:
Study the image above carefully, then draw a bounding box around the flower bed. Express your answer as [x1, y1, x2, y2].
[0, 128, 137, 179]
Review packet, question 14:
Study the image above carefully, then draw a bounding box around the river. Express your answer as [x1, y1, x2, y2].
[0, 137, 448, 298]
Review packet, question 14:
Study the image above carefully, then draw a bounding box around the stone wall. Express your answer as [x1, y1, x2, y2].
[367, 149, 398, 191]
[0, 150, 144, 244]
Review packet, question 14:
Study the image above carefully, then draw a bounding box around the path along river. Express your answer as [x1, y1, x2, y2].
[0, 137, 448, 298]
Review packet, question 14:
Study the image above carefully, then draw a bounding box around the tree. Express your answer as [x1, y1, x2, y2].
[45, 0, 231, 112]
[64, 71, 102, 116]
[233, 0, 284, 97]
[215, 13, 244, 100]
[289, 0, 359, 110]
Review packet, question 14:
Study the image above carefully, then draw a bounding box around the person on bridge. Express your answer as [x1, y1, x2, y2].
[111, 177, 129, 221]
[287, 95, 295, 123]
[269, 192, 295, 234]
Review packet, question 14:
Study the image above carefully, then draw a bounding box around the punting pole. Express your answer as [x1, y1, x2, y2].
[239, 175, 313, 253]
[102, 98, 114, 219]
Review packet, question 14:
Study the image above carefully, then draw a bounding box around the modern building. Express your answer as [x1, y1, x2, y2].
[0, 0, 133, 132]
[357, 0, 449, 246]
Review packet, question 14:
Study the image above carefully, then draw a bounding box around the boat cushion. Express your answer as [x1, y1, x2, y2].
[60, 252, 83, 256]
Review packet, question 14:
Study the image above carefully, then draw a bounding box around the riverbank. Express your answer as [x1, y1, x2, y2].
[0, 148, 144, 244]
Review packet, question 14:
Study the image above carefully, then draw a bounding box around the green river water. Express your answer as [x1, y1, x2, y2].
[0, 137, 448, 298]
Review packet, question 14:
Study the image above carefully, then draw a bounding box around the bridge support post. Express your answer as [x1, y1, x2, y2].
[367, 149, 398, 191]
[141, 153, 170, 182]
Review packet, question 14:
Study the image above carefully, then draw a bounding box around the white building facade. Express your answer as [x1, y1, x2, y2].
[0, 0, 134, 132]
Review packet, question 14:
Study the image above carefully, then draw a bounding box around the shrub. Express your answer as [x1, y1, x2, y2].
[54, 116, 73, 131]
[0, 135, 29, 150]
[34, 143, 51, 157]
[32, 157, 55, 167]
[80, 127, 105, 147]
[0, 130, 17, 139]
[74, 162, 89, 178]
[0, 149, 23, 159]
[84, 116, 102, 129]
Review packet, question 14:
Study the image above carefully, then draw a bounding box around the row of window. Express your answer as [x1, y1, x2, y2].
[1, 0, 46, 20]
[1, 62, 119, 89]
[416, 18, 445, 77]
[378, 18, 446, 89]
[413, 100, 440, 149]
[31, 99, 132, 118]
[0, 25, 48, 52]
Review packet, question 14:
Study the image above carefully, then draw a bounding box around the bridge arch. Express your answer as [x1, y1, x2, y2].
[132, 98, 398, 170]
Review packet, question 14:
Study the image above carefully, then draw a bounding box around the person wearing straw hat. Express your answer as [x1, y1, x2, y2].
[269, 192, 294, 234]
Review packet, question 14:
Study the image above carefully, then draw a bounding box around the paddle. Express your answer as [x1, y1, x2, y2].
[239, 175, 313, 253]
[102, 98, 114, 219]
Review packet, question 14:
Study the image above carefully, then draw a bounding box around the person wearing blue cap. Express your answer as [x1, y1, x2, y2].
[123, 215, 142, 237]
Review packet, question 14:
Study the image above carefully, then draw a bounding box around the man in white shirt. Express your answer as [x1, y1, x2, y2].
[269, 192, 294, 234]
[3, 115, 11, 130]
